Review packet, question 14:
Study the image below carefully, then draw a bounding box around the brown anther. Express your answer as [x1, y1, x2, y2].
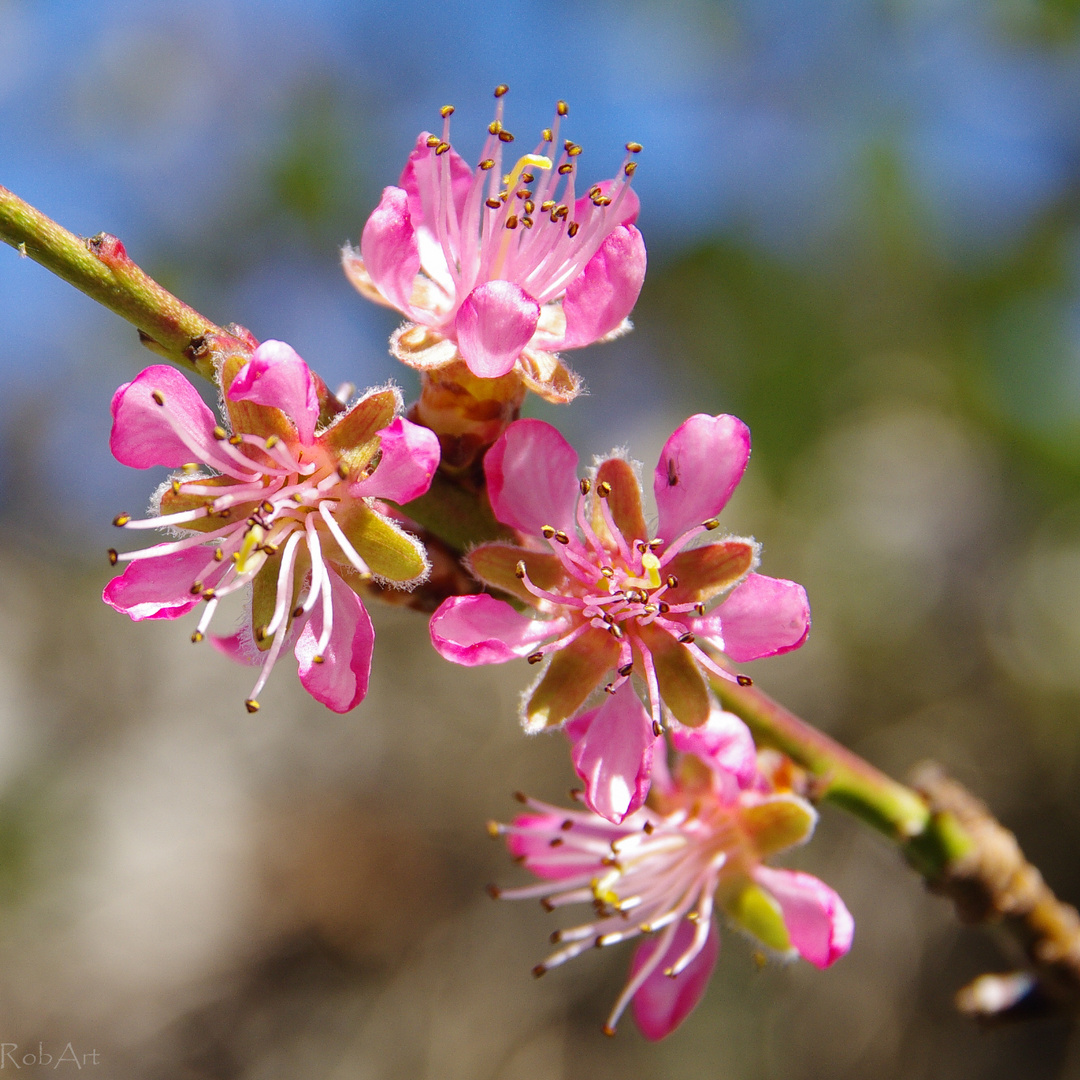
[610, 624, 624, 639]
[479, 158, 495, 171]
[626, 141, 643, 153]
[214, 549, 224, 561]
[426, 134, 440, 147]
[486, 820, 500, 839]
[265, 435, 279, 448]
[666, 574, 679, 589]
[523, 200, 535, 214]
[678, 631, 695, 644]
[568, 787, 583, 801]
[151, 389, 166, 406]
[261, 500, 274, 514]
[567, 221, 580, 237]
[600, 566, 615, 578]
[566, 143, 582, 157]
[486, 882, 502, 899]
[542, 128, 553, 142]
[254, 626, 266, 642]
[485, 197, 502, 209]
[190, 631, 203, 644]
[435, 141, 450, 155]
[643, 820, 655, 834]
[337, 463, 350, 480]
[648, 538, 664, 550]
[527, 651, 545, 665]
[107, 549, 118, 566]
[498, 130, 515, 143]
[312, 655, 325, 665]
[171, 479, 181, 495]
[514, 561, 528, 581]
[556, 100, 569, 115]
[604, 683, 616, 695]
[554, 204, 569, 218]
[602, 1024, 616, 1038]
[652, 720, 664, 737]
[112, 512, 131, 527]
[694, 602, 706, 616]
[579, 477, 592, 496]
[293, 605, 304, 618]
[703, 517, 720, 530]
[532, 964, 548, 979]
[488, 119, 503, 135]
[643, 604, 658, 615]
[245, 699, 260, 714]
[504, 215, 518, 229]
[521, 172, 534, 183]
[597, 481, 612, 498]
[494, 83, 509, 97]
[541, 199, 555, 211]
[658, 601, 670, 613]
[635, 539, 647, 553]
[260, 543, 278, 556]
[440, 104, 455, 118]
[554, 530, 570, 545]
[202, 588, 216, 600]
[736, 675, 754, 687]
[560, 818, 574, 831]
[549, 837, 564, 848]
[213, 425, 227, 441]
[189, 581, 203, 595]
[513, 790, 528, 803]
[549, 930, 562, 944]
[521, 216, 533, 228]
[541, 525, 556, 539]
[624, 161, 637, 176]
[618, 662, 634, 676]
[557, 162, 574, 175]
[540, 897, 556, 912]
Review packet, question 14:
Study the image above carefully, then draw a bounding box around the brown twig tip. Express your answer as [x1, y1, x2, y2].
[911, 762, 1080, 1011]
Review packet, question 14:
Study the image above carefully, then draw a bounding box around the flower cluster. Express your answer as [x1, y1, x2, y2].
[430, 415, 810, 822]
[343, 87, 646, 403]
[490, 707, 853, 1039]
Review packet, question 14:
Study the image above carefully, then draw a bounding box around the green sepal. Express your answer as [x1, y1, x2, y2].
[741, 794, 817, 857]
[524, 626, 619, 731]
[317, 389, 398, 477]
[722, 880, 791, 953]
[159, 475, 257, 534]
[593, 457, 648, 545]
[466, 543, 567, 606]
[218, 353, 296, 443]
[637, 622, 711, 727]
[331, 502, 427, 584]
[664, 540, 758, 604]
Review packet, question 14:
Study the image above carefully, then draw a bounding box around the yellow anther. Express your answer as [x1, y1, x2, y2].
[641, 551, 662, 589]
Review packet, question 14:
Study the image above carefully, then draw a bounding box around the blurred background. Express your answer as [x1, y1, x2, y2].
[2, 0, 1080, 1075]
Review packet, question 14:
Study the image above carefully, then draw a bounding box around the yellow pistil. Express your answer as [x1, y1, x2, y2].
[492, 154, 552, 278]
[235, 523, 266, 575]
[640, 551, 662, 589]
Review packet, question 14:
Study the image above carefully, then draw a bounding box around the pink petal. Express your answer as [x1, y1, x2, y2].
[228, 340, 319, 445]
[399, 132, 475, 233]
[712, 574, 810, 663]
[359, 185, 421, 316]
[568, 682, 656, 824]
[573, 180, 641, 227]
[558, 225, 646, 349]
[484, 419, 580, 538]
[454, 280, 540, 378]
[654, 414, 751, 544]
[751, 866, 853, 969]
[429, 594, 558, 666]
[209, 631, 259, 666]
[102, 547, 220, 621]
[109, 365, 221, 469]
[670, 705, 757, 792]
[630, 918, 720, 1041]
[505, 812, 608, 881]
[295, 569, 375, 713]
[349, 417, 440, 504]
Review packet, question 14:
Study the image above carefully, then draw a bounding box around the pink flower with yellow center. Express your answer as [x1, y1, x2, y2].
[343, 85, 646, 403]
[429, 415, 810, 822]
[489, 708, 853, 1040]
[104, 341, 439, 713]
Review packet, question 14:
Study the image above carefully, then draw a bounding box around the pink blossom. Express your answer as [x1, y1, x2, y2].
[429, 415, 810, 821]
[489, 710, 853, 1039]
[104, 341, 440, 713]
[343, 87, 646, 404]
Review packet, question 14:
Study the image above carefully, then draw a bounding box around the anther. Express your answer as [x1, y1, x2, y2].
[515, 560, 528, 579]
[527, 651, 544, 665]
[435, 141, 450, 155]
[695, 603, 706, 616]
[557, 100, 568, 116]
[494, 83, 509, 97]
[648, 538, 664, 550]
[597, 481, 612, 498]
[171, 479, 181, 495]
[658, 601, 670, 613]
[213, 426, 227, 441]
[293, 605, 305, 618]
[214, 549, 224, 561]
[643, 820, 655, 834]
[479, 158, 495, 171]
[560, 818, 574, 831]
[229, 434, 242, 445]
[568, 787, 583, 801]
[107, 549, 118, 566]
[549, 837, 564, 848]
[486, 820, 500, 839]
[426, 135, 440, 147]
[254, 626, 266, 642]
[626, 141, 643, 153]
[498, 130, 515, 143]
[564, 141, 581, 156]
[336, 463, 350, 480]
[703, 517, 720, 530]
[541, 199, 555, 211]
[440, 104, 455, 118]
[618, 662, 634, 676]
[678, 631, 695, 644]
[521, 215, 533, 228]
[112, 513, 131, 527]
[261, 501, 274, 515]
[737, 675, 754, 687]
[579, 477, 591, 496]
[151, 389, 166, 406]
[652, 720, 664, 737]
[567, 222, 580, 237]
[635, 540, 647, 553]
[513, 790, 527, 803]
[202, 588, 216, 600]
[265, 435, 279, 448]
[532, 964, 547, 979]
[554, 530, 570, 545]
[312, 655, 325, 665]
[486, 882, 502, 899]
[521, 173, 534, 184]
[604, 683, 616, 695]
[540, 897, 556, 912]
[600, 566, 615, 578]
[505, 215, 518, 229]
[666, 574, 679, 589]
[624, 161, 638, 177]
[557, 163, 574, 175]
[488, 120, 503, 135]
[245, 699, 260, 714]
[485, 197, 502, 209]
[189, 581, 203, 595]
[191, 631, 203, 644]
[541, 525, 556, 539]
[549, 930, 562, 944]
